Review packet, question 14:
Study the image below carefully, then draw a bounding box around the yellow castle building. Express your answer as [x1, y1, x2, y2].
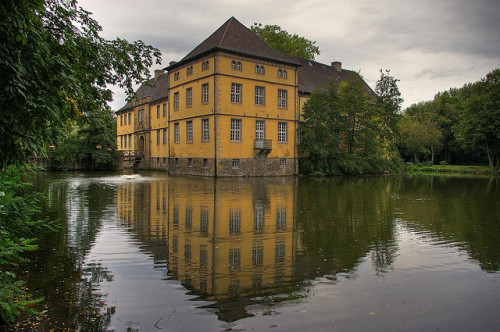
[115, 17, 373, 176]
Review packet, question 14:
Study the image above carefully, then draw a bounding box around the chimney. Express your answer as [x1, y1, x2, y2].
[154, 69, 164, 80]
[332, 61, 342, 72]
[169, 61, 177, 66]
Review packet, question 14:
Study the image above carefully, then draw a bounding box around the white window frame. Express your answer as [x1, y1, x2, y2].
[174, 123, 180, 143]
[278, 122, 287, 143]
[230, 119, 241, 142]
[186, 120, 193, 143]
[201, 83, 209, 104]
[255, 86, 265, 106]
[231, 83, 242, 104]
[202, 118, 210, 142]
[278, 89, 287, 109]
[173, 92, 179, 110]
[186, 87, 192, 107]
[255, 120, 265, 140]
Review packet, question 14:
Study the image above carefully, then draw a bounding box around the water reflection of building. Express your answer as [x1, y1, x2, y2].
[116, 176, 297, 319]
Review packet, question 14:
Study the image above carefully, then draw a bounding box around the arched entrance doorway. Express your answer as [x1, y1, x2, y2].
[138, 135, 145, 157]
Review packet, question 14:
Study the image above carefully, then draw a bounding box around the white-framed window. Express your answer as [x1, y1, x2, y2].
[174, 123, 180, 143]
[202, 118, 210, 142]
[173, 92, 179, 110]
[187, 158, 193, 167]
[186, 65, 193, 76]
[254, 65, 265, 75]
[232, 158, 240, 168]
[280, 158, 286, 167]
[278, 69, 288, 79]
[255, 120, 265, 140]
[231, 60, 242, 71]
[173, 72, 179, 81]
[278, 89, 287, 109]
[231, 83, 242, 104]
[203, 158, 208, 168]
[186, 88, 192, 107]
[278, 122, 287, 143]
[157, 105, 160, 119]
[201, 83, 209, 104]
[255, 86, 265, 106]
[202, 60, 209, 71]
[230, 119, 241, 142]
[163, 129, 167, 145]
[186, 120, 193, 143]
[275, 243, 285, 262]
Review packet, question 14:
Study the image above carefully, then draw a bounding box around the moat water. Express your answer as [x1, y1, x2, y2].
[17, 172, 500, 331]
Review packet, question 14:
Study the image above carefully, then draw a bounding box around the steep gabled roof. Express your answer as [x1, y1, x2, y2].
[283, 55, 376, 97]
[116, 72, 169, 112]
[166, 17, 299, 70]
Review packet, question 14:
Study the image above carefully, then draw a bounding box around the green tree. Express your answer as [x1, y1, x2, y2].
[399, 114, 443, 163]
[51, 109, 119, 170]
[0, 0, 160, 324]
[300, 74, 396, 175]
[251, 23, 320, 60]
[456, 69, 500, 171]
[0, 0, 161, 169]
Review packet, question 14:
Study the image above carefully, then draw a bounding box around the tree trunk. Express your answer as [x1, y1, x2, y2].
[485, 138, 494, 169]
[414, 151, 419, 163]
[431, 147, 435, 165]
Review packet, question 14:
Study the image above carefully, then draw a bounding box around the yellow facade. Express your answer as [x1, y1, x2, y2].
[167, 51, 299, 176]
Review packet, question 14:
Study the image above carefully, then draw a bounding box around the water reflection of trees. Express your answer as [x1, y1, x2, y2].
[19, 174, 116, 330]
[296, 177, 399, 277]
[118, 175, 403, 322]
[396, 175, 500, 272]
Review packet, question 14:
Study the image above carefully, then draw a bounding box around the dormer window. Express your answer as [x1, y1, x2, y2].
[174, 72, 179, 81]
[231, 60, 242, 71]
[186, 66, 193, 76]
[278, 69, 288, 79]
[255, 65, 265, 75]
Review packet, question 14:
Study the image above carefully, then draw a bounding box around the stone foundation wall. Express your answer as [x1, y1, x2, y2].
[169, 157, 215, 176]
[133, 157, 296, 176]
[217, 157, 296, 177]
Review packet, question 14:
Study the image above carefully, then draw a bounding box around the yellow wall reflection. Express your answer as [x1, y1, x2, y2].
[116, 176, 297, 300]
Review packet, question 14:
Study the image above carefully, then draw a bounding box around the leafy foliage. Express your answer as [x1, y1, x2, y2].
[51, 108, 119, 170]
[400, 68, 499, 170]
[455, 69, 500, 170]
[0, 0, 161, 169]
[0, 166, 56, 325]
[299, 73, 400, 175]
[251, 23, 320, 60]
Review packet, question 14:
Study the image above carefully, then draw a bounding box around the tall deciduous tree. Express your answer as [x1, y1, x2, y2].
[251, 23, 320, 60]
[300, 74, 398, 175]
[456, 69, 500, 171]
[0, 0, 161, 169]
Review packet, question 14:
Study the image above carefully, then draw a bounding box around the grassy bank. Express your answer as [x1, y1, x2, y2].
[404, 164, 495, 175]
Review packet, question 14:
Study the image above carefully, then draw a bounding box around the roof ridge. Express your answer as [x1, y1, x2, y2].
[218, 16, 234, 47]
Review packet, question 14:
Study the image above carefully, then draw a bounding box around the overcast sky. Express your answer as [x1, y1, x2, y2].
[79, 0, 500, 111]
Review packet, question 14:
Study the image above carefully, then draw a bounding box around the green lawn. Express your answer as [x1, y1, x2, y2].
[404, 164, 494, 175]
